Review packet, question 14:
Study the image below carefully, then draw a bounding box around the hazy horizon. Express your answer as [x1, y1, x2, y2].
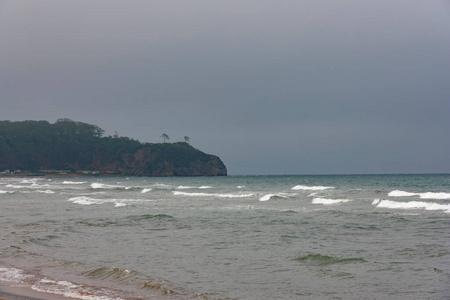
[1, 1, 449, 175]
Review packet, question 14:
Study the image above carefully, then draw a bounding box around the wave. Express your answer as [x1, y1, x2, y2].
[36, 190, 55, 194]
[63, 181, 86, 185]
[312, 198, 351, 205]
[0, 266, 34, 283]
[259, 193, 294, 202]
[388, 190, 450, 200]
[20, 179, 38, 184]
[32, 277, 127, 300]
[292, 185, 334, 191]
[294, 254, 366, 265]
[177, 185, 195, 189]
[151, 183, 172, 189]
[1, 264, 180, 300]
[173, 191, 254, 198]
[0, 190, 13, 194]
[69, 196, 102, 205]
[68, 196, 147, 207]
[374, 200, 450, 213]
[419, 192, 450, 200]
[126, 214, 175, 222]
[177, 185, 212, 190]
[83, 267, 177, 297]
[91, 183, 123, 189]
[6, 183, 51, 189]
[388, 190, 418, 197]
[140, 188, 152, 193]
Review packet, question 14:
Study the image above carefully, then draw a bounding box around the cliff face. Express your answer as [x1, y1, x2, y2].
[118, 147, 227, 176]
[80, 144, 227, 176]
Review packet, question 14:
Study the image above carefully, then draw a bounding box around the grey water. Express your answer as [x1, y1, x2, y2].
[0, 174, 449, 299]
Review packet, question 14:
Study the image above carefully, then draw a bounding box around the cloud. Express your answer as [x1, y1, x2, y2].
[1, 0, 449, 174]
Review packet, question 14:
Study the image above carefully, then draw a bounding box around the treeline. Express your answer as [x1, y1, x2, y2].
[0, 119, 208, 172]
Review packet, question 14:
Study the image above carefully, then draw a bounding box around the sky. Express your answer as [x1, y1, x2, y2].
[1, 1, 449, 175]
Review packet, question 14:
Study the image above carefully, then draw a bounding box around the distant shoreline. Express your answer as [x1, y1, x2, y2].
[0, 172, 127, 178]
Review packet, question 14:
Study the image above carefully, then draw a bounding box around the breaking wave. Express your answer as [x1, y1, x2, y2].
[259, 193, 294, 202]
[91, 183, 124, 189]
[173, 191, 254, 198]
[373, 199, 450, 213]
[292, 185, 334, 191]
[63, 181, 87, 185]
[0, 266, 34, 283]
[388, 190, 450, 199]
[177, 185, 195, 189]
[68, 196, 142, 207]
[312, 198, 351, 205]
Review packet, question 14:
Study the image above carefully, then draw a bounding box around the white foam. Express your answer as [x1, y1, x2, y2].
[63, 181, 86, 185]
[312, 198, 351, 205]
[0, 266, 34, 283]
[199, 186, 213, 189]
[237, 186, 245, 189]
[173, 191, 254, 198]
[32, 278, 124, 300]
[376, 200, 450, 212]
[419, 192, 450, 200]
[292, 185, 334, 191]
[259, 193, 291, 201]
[6, 184, 28, 189]
[91, 183, 123, 189]
[31, 183, 51, 188]
[141, 188, 152, 193]
[388, 190, 450, 200]
[6, 183, 50, 189]
[177, 185, 195, 189]
[0, 190, 11, 194]
[69, 196, 144, 206]
[69, 196, 97, 205]
[20, 179, 37, 184]
[388, 190, 418, 197]
[259, 194, 273, 201]
[371, 199, 382, 205]
[152, 183, 171, 189]
[36, 190, 55, 194]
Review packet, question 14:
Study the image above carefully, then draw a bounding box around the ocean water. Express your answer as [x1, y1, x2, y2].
[0, 174, 449, 299]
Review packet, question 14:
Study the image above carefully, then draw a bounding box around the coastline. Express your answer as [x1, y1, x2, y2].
[0, 282, 78, 300]
[0, 173, 126, 179]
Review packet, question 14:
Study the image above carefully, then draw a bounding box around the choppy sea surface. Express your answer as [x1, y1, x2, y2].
[0, 174, 449, 299]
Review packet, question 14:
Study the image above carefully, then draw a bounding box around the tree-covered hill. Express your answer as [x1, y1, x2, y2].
[0, 119, 227, 176]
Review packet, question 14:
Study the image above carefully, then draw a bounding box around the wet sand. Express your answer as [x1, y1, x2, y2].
[0, 282, 78, 300]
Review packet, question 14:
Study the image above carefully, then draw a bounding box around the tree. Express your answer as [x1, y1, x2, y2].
[161, 133, 169, 143]
[184, 136, 190, 143]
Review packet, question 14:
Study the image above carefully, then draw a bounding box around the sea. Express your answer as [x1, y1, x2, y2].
[0, 174, 449, 300]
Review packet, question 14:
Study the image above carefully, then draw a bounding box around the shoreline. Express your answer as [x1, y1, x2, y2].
[0, 173, 128, 179]
[0, 282, 78, 300]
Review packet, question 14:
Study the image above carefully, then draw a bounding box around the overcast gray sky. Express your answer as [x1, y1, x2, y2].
[1, 1, 449, 175]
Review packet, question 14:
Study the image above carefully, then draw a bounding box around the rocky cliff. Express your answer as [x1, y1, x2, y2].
[93, 144, 227, 176]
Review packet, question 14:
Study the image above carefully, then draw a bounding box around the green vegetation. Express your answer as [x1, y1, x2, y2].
[0, 119, 227, 176]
